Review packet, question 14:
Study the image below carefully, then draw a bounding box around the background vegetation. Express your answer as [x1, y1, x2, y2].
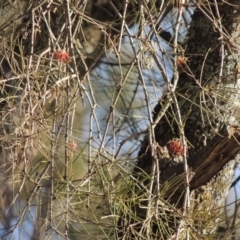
[0, 0, 240, 239]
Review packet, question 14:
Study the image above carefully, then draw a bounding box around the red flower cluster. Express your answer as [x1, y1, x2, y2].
[177, 56, 188, 68]
[53, 50, 70, 63]
[67, 140, 78, 158]
[68, 140, 78, 151]
[167, 139, 185, 156]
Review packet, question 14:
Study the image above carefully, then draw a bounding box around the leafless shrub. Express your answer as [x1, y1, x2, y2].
[0, 0, 240, 239]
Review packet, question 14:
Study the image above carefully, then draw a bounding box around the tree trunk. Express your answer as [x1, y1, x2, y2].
[119, 1, 240, 239]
